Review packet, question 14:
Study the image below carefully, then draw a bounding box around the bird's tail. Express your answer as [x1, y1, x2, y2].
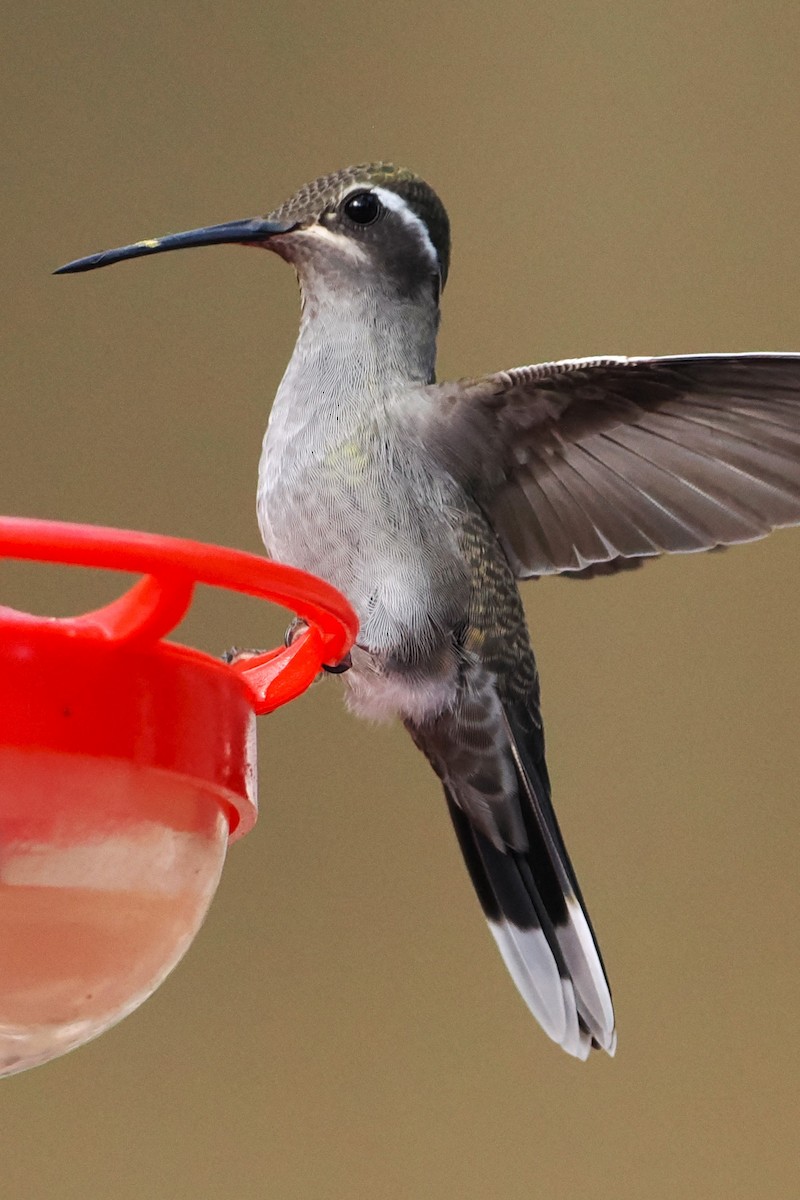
[438, 699, 616, 1059]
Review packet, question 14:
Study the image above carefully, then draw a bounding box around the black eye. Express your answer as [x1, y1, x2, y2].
[342, 191, 383, 226]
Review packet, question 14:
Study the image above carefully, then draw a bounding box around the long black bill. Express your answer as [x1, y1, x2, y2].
[54, 217, 296, 275]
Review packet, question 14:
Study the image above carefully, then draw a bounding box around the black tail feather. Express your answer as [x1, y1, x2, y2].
[440, 701, 615, 1057]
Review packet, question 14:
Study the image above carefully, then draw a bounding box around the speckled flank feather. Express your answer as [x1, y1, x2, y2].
[404, 499, 616, 1055]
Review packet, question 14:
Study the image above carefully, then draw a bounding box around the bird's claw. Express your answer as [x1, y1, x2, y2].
[284, 617, 308, 647]
[322, 652, 352, 675]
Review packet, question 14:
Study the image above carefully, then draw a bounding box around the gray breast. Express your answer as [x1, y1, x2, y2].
[258, 419, 470, 658]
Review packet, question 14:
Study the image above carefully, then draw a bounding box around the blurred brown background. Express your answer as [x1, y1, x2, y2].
[2, 3, 799, 1197]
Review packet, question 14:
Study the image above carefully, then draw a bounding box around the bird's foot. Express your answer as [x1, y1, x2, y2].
[285, 618, 352, 674]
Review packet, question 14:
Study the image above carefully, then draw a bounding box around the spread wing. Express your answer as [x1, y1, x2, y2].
[424, 353, 800, 577]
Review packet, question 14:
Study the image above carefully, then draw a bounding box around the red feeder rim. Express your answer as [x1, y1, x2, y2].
[0, 516, 357, 714]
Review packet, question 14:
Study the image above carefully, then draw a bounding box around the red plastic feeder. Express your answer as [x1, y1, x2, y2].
[0, 517, 356, 1076]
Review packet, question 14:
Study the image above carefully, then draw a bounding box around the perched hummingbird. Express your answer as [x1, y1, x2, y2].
[57, 163, 800, 1059]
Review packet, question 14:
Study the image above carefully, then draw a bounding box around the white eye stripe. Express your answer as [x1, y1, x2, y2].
[365, 186, 439, 272]
[300, 223, 368, 261]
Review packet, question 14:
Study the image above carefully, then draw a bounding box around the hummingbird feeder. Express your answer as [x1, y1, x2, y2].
[0, 516, 356, 1077]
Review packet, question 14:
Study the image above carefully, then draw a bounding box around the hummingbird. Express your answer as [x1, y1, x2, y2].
[57, 163, 800, 1059]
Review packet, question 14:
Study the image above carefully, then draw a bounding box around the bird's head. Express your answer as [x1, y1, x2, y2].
[55, 162, 450, 304]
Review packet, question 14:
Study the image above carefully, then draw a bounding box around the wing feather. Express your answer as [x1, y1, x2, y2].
[424, 353, 800, 576]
